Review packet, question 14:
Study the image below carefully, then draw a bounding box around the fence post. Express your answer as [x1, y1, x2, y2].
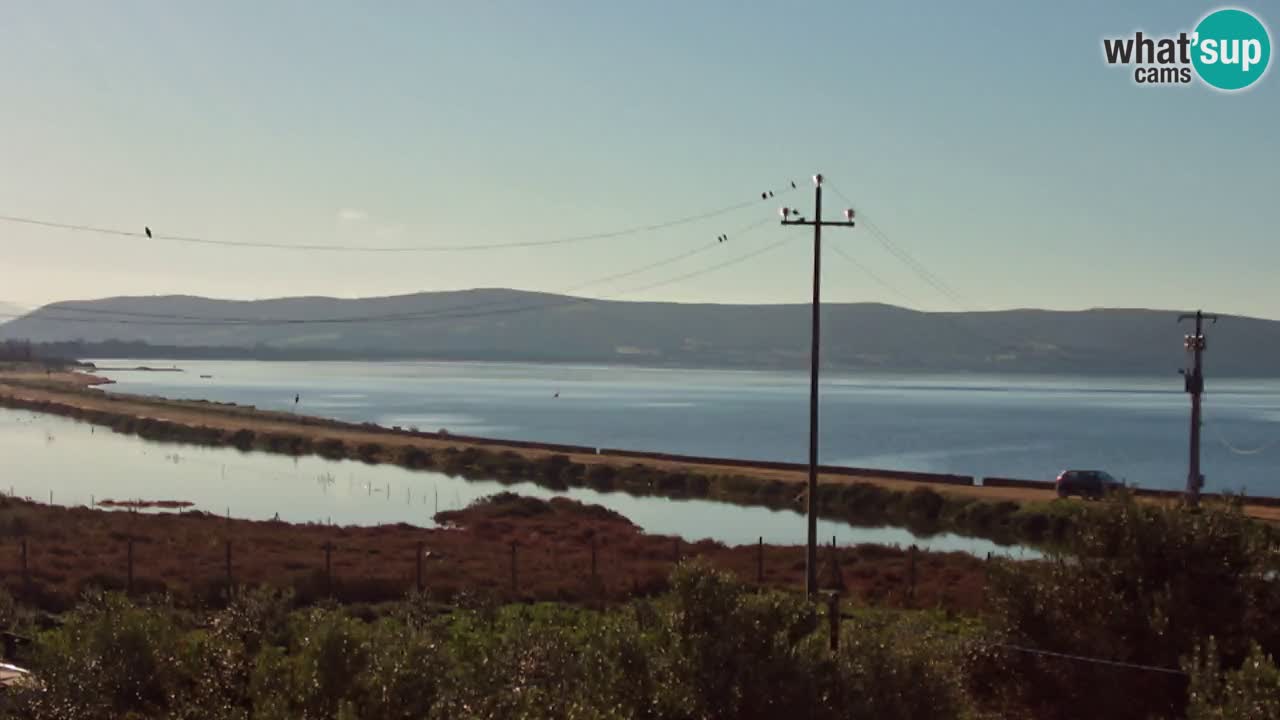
[510, 541, 518, 596]
[828, 536, 844, 592]
[416, 541, 424, 593]
[908, 545, 918, 608]
[827, 592, 840, 652]
[225, 540, 234, 601]
[323, 541, 334, 597]
[757, 536, 764, 583]
[127, 537, 134, 596]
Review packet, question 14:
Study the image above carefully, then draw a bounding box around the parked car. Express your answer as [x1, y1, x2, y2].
[1055, 470, 1123, 499]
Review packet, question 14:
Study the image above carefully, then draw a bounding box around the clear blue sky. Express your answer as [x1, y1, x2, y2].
[1, 1, 1277, 317]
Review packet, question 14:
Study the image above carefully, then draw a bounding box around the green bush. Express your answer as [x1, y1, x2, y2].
[1187, 639, 1280, 720]
[989, 497, 1280, 719]
[2, 565, 984, 720]
[12, 592, 187, 720]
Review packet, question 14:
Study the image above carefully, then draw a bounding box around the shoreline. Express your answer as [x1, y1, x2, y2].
[1, 369, 1277, 545]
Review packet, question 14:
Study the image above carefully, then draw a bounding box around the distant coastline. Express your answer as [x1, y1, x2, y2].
[22, 340, 1280, 379]
[5, 291, 1280, 376]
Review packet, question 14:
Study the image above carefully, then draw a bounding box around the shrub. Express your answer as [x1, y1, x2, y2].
[315, 438, 347, 459]
[1186, 639, 1280, 720]
[12, 592, 187, 719]
[355, 443, 383, 463]
[989, 497, 1280, 719]
[585, 463, 617, 490]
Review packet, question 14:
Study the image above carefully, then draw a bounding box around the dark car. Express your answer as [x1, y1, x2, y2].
[1055, 470, 1123, 499]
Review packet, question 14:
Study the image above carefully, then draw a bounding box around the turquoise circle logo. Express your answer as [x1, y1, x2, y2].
[1192, 8, 1271, 90]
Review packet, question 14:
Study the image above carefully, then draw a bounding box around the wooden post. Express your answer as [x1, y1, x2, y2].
[757, 536, 764, 583]
[828, 536, 841, 591]
[126, 537, 134, 596]
[590, 536, 597, 578]
[510, 541, 518, 596]
[323, 541, 334, 597]
[416, 541, 424, 593]
[908, 545, 918, 608]
[225, 540, 234, 601]
[827, 592, 840, 652]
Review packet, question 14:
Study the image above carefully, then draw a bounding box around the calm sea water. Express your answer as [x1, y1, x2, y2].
[89, 360, 1280, 497]
[0, 408, 1029, 557]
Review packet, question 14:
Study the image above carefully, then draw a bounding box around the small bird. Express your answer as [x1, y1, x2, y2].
[790, 181, 797, 189]
[144, 226, 152, 238]
[768, 191, 774, 198]
[553, 391, 560, 398]
[760, 192, 767, 200]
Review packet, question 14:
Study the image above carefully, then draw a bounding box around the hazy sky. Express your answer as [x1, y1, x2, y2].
[1, 1, 1277, 317]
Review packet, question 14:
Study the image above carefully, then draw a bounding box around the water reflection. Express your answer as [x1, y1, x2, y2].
[0, 408, 1036, 558]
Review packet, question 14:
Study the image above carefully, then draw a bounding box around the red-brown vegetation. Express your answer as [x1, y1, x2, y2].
[0, 493, 990, 614]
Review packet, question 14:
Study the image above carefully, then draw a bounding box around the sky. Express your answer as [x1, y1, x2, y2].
[1, 1, 1278, 318]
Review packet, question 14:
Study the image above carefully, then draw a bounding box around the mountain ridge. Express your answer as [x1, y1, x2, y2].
[2, 290, 1276, 376]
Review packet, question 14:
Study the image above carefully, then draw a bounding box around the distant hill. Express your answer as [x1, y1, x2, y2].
[1, 290, 1277, 376]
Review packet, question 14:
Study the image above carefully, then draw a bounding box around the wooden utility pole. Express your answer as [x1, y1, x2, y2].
[781, 174, 856, 596]
[1179, 310, 1218, 506]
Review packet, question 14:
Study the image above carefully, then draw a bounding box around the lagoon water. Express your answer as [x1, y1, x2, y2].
[0, 408, 1031, 557]
[90, 359, 1280, 497]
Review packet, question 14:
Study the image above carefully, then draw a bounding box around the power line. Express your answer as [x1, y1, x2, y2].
[991, 642, 1187, 676]
[7, 232, 732, 326]
[1207, 421, 1280, 456]
[827, 243, 915, 306]
[0, 219, 779, 328]
[1203, 392, 1280, 456]
[613, 221, 786, 296]
[0, 184, 794, 254]
[826, 184, 971, 309]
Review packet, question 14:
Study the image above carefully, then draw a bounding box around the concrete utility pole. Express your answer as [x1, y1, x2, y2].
[1179, 310, 1218, 507]
[780, 174, 856, 596]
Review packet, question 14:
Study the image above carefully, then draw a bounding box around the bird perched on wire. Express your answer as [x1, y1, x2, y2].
[144, 226, 152, 238]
